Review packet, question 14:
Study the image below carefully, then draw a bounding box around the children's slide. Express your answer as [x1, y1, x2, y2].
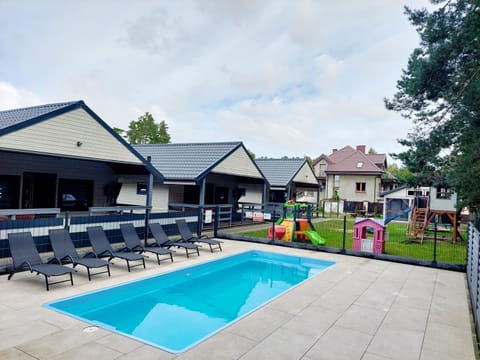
[303, 230, 326, 246]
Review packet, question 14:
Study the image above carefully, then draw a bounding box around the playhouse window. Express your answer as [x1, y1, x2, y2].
[355, 182, 366, 192]
[436, 186, 452, 199]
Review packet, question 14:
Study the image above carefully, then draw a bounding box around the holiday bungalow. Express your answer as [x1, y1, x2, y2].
[0, 101, 158, 213]
[117, 142, 267, 213]
[255, 158, 319, 204]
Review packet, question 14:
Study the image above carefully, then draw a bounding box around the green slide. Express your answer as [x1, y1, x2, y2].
[303, 231, 326, 246]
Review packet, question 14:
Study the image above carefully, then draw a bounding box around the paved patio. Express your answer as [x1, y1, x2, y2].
[0, 240, 476, 360]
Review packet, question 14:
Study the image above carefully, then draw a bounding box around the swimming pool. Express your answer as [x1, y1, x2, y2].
[45, 250, 335, 353]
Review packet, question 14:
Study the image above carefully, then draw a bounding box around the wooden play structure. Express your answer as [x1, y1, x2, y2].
[408, 187, 460, 243]
[352, 218, 386, 254]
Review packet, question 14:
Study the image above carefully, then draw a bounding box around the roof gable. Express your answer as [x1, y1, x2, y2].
[134, 142, 244, 181]
[0, 101, 155, 175]
[0, 101, 79, 134]
[255, 158, 308, 187]
[212, 145, 265, 180]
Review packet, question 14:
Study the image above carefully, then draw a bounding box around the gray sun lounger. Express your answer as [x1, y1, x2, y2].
[87, 226, 146, 272]
[49, 229, 111, 280]
[120, 223, 174, 265]
[148, 222, 200, 258]
[7, 232, 75, 291]
[176, 219, 223, 252]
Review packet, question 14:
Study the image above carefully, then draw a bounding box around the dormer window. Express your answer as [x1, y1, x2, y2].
[356, 162, 363, 168]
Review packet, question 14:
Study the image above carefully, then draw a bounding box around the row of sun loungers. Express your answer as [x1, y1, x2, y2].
[6, 220, 223, 290]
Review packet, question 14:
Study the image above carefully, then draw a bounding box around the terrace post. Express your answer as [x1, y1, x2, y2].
[145, 156, 154, 241]
[271, 207, 276, 243]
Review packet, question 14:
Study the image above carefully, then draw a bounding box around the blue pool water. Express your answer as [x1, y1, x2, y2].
[45, 250, 335, 353]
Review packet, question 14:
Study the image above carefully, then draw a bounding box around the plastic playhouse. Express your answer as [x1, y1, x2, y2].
[352, 218, 385, 254]
[268, 200, 326, 245]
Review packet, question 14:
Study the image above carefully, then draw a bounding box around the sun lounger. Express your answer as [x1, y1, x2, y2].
[120, 223, 174, 265]
[148, 222, 200, 258]
[49, 229, 111, 280]
[7, 232, 75, 291]
[87, 226, 146, 272]
[176, 219, 223, 252]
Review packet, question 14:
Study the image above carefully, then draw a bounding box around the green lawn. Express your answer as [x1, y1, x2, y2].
[239, 218, 467, 265]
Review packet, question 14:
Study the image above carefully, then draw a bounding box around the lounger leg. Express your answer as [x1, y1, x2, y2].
[185, 248, 189, 258]
[170, 252, 174, 262]
[219, 243, 222, 251]
[156, 254, 160, 265]
[45, 276, 50, 291]
[142, 258, 146, 269]
[106, 264, 111, 277]
[69, 272, 74, 286]
[209, 244, 213, 253]
[87, 267, 92, 281]
[126, 260, 131, 272]
[196, 247, 200, 256]
[7, 272, 14, 280]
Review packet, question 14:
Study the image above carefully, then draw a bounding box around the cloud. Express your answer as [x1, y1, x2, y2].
[0, 82, 42, 110]
[0, 0, 436, 164]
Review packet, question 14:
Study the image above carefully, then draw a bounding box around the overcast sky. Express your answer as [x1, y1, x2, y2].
[0, 0, 434, 161]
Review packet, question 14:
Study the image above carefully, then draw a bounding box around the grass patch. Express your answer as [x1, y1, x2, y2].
[239, 218, 466, 265]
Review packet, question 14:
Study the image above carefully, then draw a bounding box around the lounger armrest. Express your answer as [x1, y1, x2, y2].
[59, 255, 75, 264]
[98, 250, 113, 257]
[82, 251, 97, 258]
[46, 257, 62, 264]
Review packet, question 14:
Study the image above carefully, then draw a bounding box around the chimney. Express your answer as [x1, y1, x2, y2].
[356, 145, 366, 153]
[332, 148, 338, 153]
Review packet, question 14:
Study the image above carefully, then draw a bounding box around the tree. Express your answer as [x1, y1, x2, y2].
[247, 149, 256, 159]
[127, 112, 171, 144]
[385, 0, 480, 210]
[387, 163, 416, 185]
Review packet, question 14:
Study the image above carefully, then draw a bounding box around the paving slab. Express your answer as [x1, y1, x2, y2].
[0, 240, 476, 360]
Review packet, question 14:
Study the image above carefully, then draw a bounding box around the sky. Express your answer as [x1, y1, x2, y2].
[0, 0, 435, 162]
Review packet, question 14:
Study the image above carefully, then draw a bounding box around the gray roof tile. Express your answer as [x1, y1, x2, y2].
[0, 101, 79, 131]
[255, 158, 306, 187]
[134, 142, 242, 181]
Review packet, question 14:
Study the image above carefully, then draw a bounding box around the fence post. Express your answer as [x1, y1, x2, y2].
[214, 206, 220, 238]
[433, 215, 438, 266]
[197, 206, 203, 237]
[270, 207, 276, 243]
[342, 215, 347, 252]
[64, 211, 70, 230]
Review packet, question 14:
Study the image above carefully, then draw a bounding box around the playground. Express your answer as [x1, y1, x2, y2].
[268, 200, 326, 245]
[242, 215, 467, 265]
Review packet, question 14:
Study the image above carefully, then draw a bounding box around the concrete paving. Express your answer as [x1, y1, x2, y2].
[0, 240, 476, 359]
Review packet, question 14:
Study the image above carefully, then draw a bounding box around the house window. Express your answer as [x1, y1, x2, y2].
[356, 162, 363, 168]
[334, 175, 340, 187]
[356, 182, 366, 192]
[136, 183, 148, 195]
[319, 164, 327, 177]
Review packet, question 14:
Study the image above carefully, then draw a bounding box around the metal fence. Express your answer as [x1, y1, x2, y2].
[467, 221, 480, 341]
[218, 214, 467, 270]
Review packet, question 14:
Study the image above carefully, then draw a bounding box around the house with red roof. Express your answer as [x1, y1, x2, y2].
[312, 145, 397, 203]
